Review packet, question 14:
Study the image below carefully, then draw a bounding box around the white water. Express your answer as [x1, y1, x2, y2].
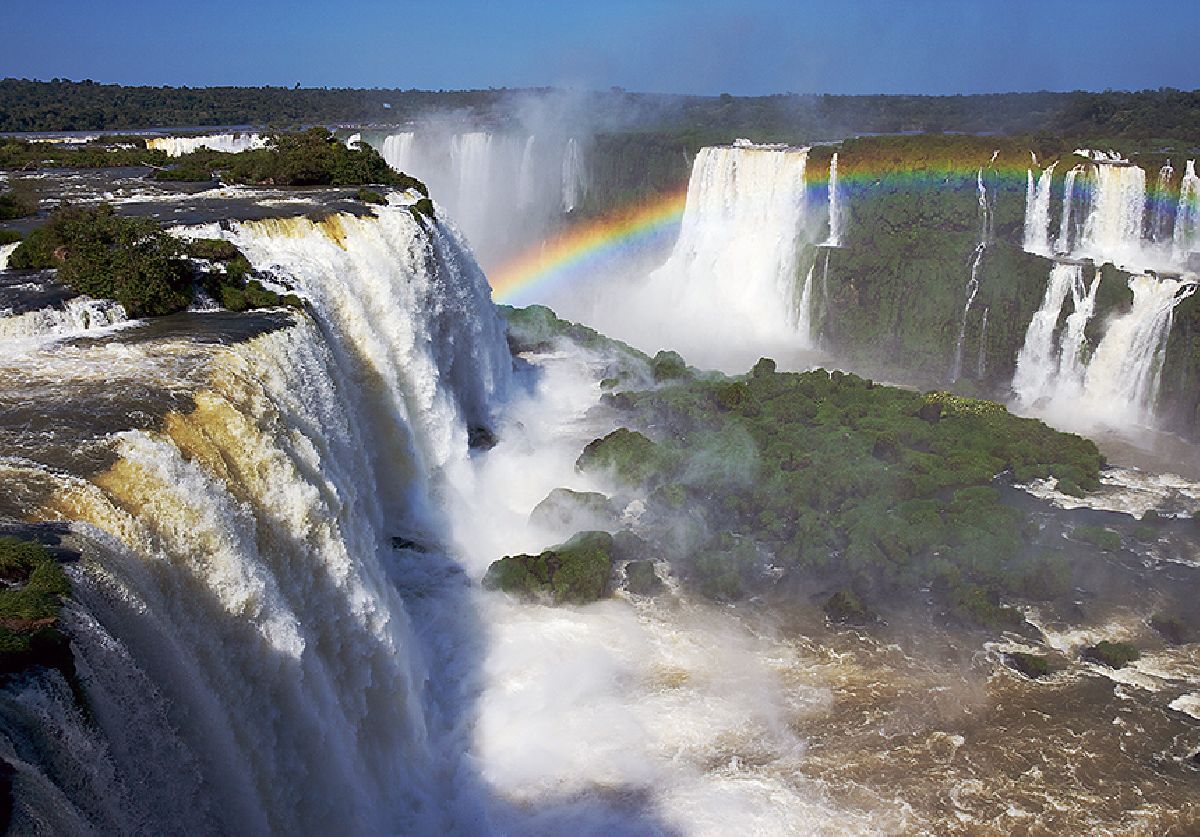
[1015, 270, 1196, 429]
[1023, 163, 1056, 255]
[1151, 163, 1176, 243]
[146, 132, 266, 157]
[0, 241, 17, 270]
[1012, 263, 1083, 403]
[1056, 167, 1082, 254]
[950, 168, 990, 382]
[0, 297, 129, 345]
[0, 198, 515, 833]
[1174, 160, 1200, 260]
[1080, 163, 1147, 266]
[826, 152, 841, 246]
[585, 144, 817, 372]
[221, 201, 511, 477]
[561, 137, 587, 212]
[370, 129, 585, 268]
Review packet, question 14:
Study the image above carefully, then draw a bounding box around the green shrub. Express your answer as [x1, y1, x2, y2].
[0, 537, 71, 675]
[1149, 613, 1188, 644]
[185, 238, 243, 262]
[356, 187, 387, 205]
[0, 229, 21, 246]
[1072, 525, 1121, 552]
[1005, 651, 1051, 678]
[1083, 640, 1139, 669]
[9, 204, 193, 316]
[483, 531, 615, 604]
[650, 350, 689, 381]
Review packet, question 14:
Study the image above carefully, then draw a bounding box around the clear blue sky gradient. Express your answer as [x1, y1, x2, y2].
[3, 0, 1198, 95]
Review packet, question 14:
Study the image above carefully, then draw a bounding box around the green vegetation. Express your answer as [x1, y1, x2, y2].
[7, 206, 297, 316]
[574, 358, 1102, 624]
[9, 204, 193, 316]
[0, 230, 21, 246]
[0, 183, 36, 220]
[0, 136, 167, 170]
[483, 531, 615, 604]
[0, 537, 71, 676]
[356, 187, 387, 205]
[151, 128, 425, 190]
[1083, 640, 1140, 669]
[1005, 651, 1051, 679]
[1149, 613, 1189, 644]
[824, 589, 868, 624]
[1072, 525, 1122, 552]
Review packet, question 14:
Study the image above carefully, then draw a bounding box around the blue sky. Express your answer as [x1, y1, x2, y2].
[3, 0, 1198, 95]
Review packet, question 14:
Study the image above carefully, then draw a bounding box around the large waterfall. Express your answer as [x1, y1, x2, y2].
[1013, 263, 1195, 429]
[145, 133, 266, 157]
[369, 129, 586, 268]
[0, 199, 512, 833]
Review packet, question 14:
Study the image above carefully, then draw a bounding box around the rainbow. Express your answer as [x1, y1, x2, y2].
[489, 189, 687, 304]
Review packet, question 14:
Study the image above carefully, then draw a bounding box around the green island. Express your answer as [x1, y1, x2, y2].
[489, 308, 1111, 632]
[0, 537, 72, 678]
[7, 203, 300, 316]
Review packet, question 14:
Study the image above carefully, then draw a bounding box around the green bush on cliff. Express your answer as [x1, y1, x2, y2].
[0, 537, 71, 675]
[483, 531, 615, 604]
[9, 203, 193, 316]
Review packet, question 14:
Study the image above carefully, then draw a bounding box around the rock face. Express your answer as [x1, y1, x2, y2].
[623, 560, 664, 596]
[529, 488, 618, 533]
[483, 531, 615, 604]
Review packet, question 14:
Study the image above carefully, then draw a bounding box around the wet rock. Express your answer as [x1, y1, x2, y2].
[483, 531, 614, 604]
[624, 560, 664, 596]
[824, 589, 869, 624]
[1082, 640, 1139, 669]
[529, 488, 617, 533]
[467, 425, 498, 451]
[1005, 651, 1051, 679]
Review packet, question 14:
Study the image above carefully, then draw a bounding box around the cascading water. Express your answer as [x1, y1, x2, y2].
[561, 138, 587, 213]
[1023, 162, 1056, 255]
[1174, 160, 1200, 260]
[0, 297, 128, 344]
[0, 197, 514, 834]
[1012, 262, 1083, 403]
[950, 166, 991, 382]
[1080, 162, 1146, 265]
[601, 143, 815, 371]
[145, 133, 266, 157]
[1151, 162, 1175, 243]
[366, 129, 586, 268]
[221, 203, 511, 476]
[1056, 167, 1082, 254]
[976, 306, 989, 380]
[0, 241, 17, 270]
[826, 152, 841, 246]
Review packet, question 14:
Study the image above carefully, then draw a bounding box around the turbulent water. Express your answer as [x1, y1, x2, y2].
[146, 132, 266, 157]
[368, 128, 586, 268]
[0, 194, 512, 833]
[576, 143, 821, 372]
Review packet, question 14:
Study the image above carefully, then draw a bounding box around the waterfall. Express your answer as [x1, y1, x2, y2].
[561, 138, 587, 213]
[976, 306, 989, 380]
[1012, 263, 1082, 403]
[1080, 275, 1196, 425]
[619, 143, 814, 370]
[0, 196, 513, 832]
[145, 133, 266, 157]
[797, 265, 814, 346]
[950, 167, 990, 382]
[367, 129, 578, 269]
[1174, 160, 1200, 260]
[1056, 167, 1081, 254]
[0, 297, 128, 345]
[0, 241, 17, 270]
[1023, 163, 1056, 255]
[1079, 162, 1146, 264]
[1011, 265, 1194, 428]
[1151, 162, 1175, 243]
[223, 204, 511, 476]
[379, 132, 416, 174]
[826, 152, 841, 246]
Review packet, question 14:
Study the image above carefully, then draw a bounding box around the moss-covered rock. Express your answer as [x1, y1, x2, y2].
[577, 428, 669, 486]
[824, 589, 868, 624]
[1149, 613, 1189, 645]
[482, 531, 615, 604]
[1072, 525, 1121, 552]
[624, 560, 664, 596]
[1005, 651, 1051, 679]
[356, 187, 387, 206]
[530, 488, 618, 533]
[1083, 640, 1139, 669]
